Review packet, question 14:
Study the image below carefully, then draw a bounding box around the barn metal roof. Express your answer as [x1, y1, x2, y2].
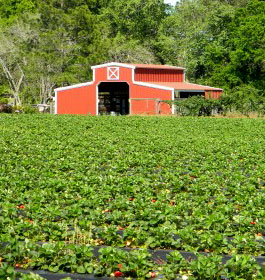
[144, 82, 223, 91]
[91, 62, 185, 70]
[131, 64, 186, 70]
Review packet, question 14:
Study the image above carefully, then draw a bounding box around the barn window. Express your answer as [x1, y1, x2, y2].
[107, 67, 119, 80]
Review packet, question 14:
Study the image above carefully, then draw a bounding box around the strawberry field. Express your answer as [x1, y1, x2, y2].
[1, 115, 265, 279]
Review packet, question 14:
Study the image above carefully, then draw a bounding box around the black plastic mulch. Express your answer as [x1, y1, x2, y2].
[16, 269, 118, 280]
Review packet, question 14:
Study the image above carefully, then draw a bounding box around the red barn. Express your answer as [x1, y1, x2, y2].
[54, 62, 222, 115]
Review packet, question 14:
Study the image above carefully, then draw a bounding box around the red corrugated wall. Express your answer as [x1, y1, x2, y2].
[135, 68, 184, 82]
[95, 67, 132, 82]
[131, 85, 172, 115]
[57, 84, 96, 115]
[57, 66, 174, 115]
[205, 90, 222, 99]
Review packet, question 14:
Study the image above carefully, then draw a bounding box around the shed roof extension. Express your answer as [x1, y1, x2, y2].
[143, 82, 223, 91]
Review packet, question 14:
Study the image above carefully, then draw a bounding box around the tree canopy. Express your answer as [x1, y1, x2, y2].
[0, 0, 264, 104]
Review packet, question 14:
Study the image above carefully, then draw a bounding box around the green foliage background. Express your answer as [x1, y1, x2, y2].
[0, 0, 264, 104]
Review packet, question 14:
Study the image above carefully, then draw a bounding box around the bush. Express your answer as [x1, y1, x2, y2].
[22, 105, 38, 114]
[12, 105, 38, 114]
[171, 85, 265, 117]
[218, 85, 265, 116]
[174, 96, 219, 117]
[0, 97, 8, 104]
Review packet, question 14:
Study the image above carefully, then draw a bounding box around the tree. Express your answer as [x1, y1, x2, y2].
[155, 0, 238, 82]
[101, 0, 167, 41]
[107, 34, 158, 64]
[228, 0, 265, 90]
[0, 0, 264, 105]
[0, 0, 36, 25]
[0, 20, 37, 105]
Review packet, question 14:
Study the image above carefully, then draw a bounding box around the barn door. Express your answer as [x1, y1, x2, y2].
[98, 82, 130, 115]
[111, 91, 129, 115]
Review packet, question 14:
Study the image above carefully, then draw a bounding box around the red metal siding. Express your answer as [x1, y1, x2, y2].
[131, 85, 172, 115]
[56, 66, 174, 115]
[135, 69, 184, 83]
[205, 90, 222, 99]
[57, 84, 96, 115]
[95, 67, 132, 83]
[56, 64, 222, 115]
[57, 66, 134, 115]
[94, 66, 173, 115]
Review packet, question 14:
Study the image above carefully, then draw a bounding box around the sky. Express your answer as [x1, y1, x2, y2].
[164, 0, 178, 6]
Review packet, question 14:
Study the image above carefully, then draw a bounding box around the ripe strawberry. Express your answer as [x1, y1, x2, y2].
[257, 233, 262, 236]
[150, 272, 156, 278]
[114, 271, 122, 277]
[117, 263, 122, 269]
[251, 221, 256, 225]
[17, 204, 25, 209]
[15, 263, 21, 268]
[151, 199, 157, 203]
[118, 226, 124, 230]
[129, 197, 134, 201]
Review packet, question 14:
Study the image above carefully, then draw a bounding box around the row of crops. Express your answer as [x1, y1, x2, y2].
[1, 115, 265, 279]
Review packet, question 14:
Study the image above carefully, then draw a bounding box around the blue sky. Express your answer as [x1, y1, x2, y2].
[164, 0, 178, 6]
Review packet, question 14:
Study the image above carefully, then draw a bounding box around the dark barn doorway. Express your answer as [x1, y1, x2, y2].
[98, 82, 129, 115]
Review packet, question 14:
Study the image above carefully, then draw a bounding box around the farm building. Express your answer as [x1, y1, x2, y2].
[54, 62, 222, 115]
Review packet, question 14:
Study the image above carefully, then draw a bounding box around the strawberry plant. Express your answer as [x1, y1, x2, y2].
[1, 115, 265, 278]
[95, 247, 154, 278]
[190, 254, 223, 279]
[224, 255, 261, 279]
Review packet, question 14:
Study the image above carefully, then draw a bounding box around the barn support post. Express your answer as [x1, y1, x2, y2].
[96, 84, 99, 116]
[54, 89, 58, 115]
[172, 89, 176, 114]
[129, 98, 132, 115]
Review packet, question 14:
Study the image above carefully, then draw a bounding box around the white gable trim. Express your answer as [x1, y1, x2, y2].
[55, 82, 94, 92]
[92, 62, 136, 70]
[134, 81, 174, 91]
